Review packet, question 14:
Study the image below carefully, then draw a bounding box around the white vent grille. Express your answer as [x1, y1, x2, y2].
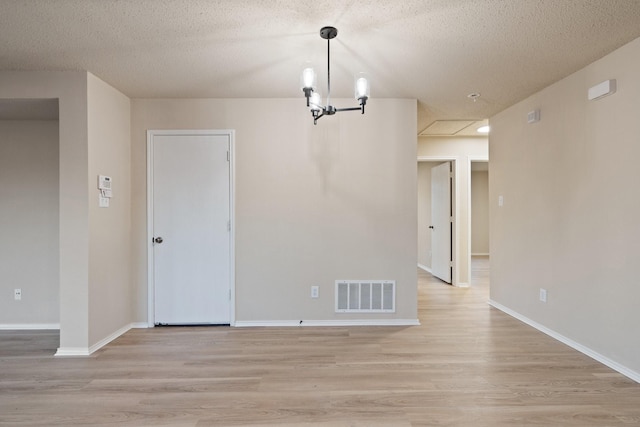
[335, 281, 395, 313]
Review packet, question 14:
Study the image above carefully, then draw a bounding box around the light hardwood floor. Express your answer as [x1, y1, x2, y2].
[2, 257, 640, 426]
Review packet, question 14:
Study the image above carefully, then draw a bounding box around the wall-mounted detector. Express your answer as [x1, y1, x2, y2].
[588, 79, 616, 101]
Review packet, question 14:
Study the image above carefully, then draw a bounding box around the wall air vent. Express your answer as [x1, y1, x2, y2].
[335, 280, 395, 313]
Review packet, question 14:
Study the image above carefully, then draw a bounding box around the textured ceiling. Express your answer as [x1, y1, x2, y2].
[2, 0, 640, 132]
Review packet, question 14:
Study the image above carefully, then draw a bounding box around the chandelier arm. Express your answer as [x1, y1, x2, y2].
[313, 110, 326, 125]
[334, 107, 362, 112]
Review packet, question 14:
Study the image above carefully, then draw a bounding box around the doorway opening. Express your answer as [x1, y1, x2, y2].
[0, 98, 60, 349]
[469, 159, 489, 286]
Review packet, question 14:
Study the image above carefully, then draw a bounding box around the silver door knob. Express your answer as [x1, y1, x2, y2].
[154, 237, 164, 244]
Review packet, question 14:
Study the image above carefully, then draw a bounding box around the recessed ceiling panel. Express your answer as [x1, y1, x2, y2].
[419, 120, 476, 136]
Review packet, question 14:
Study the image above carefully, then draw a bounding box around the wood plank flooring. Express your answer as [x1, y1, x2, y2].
[2, 257, 640, 426]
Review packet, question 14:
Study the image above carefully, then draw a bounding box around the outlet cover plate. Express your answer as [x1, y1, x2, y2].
[539, 288, 547, 302]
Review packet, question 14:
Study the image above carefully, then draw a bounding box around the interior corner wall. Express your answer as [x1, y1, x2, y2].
[87, 73, 132, 347]
[417, 137, 488, 285]
[0, 120, 59, 325]
[0, 71, 89, 351]
[131, 98, 418, 323]
[490, 36, 640, 376]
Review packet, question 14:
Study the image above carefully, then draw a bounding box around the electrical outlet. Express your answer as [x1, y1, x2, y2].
[311, 286, 319, 299]
[14, 288, 22, 301]
[539, 288, 547, 303]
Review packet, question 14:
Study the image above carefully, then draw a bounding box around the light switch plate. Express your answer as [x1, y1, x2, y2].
[539, 288, 547, 302]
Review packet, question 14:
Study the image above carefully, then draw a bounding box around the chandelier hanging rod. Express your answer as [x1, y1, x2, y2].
[301, 26, 370, 125]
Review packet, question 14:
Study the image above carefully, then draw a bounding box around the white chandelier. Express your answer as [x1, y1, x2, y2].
[301, 26, 370, 125]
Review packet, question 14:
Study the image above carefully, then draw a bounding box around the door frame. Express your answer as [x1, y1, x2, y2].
[146, 129, 236, 327]
[418, 156, 458, 286]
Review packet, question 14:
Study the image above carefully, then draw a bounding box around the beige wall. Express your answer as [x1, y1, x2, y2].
[0, 71, 90, 350]
[418, 136, 488, 285]
[471, 170, 489, 254]
[0, 120, 59, 325]
[0, 74, 416, 350]
[490, 37, 640, 375]
[87, 73, 132, 346]
[0, 71, 134, 353]
[132, 98, 418, 323]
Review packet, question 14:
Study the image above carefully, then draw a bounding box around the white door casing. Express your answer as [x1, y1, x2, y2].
[431, 161, 452, 283]
[147, 130, 235, 325]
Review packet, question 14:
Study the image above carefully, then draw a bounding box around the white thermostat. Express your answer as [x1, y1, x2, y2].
[98, 175, 113, 200]
[98, 175, 112, 190]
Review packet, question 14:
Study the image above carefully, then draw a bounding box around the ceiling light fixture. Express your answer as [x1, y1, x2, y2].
[301, 26, 369, 125]
[477, 125, 490, 133]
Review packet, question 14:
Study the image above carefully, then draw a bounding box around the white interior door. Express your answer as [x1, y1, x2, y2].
[150, 131, 231, 325]
[431, 162, 452, 283]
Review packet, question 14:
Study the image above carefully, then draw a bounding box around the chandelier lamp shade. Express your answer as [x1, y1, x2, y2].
[301, 26, 370, 125]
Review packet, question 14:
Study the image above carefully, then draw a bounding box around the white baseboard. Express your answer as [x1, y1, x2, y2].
[455, 282, 469, 288]
[87, 323, 132, 354]
[131, 322, 150, 328]
[234, 319, 421, 327]
[0, 323, 60, 330]
[488, 299, 640, 384]
[56, 322, 136, 357]
[417, 263, 432, 273]
[471, 253, 490, 256]
[54, 347, 91, 357]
